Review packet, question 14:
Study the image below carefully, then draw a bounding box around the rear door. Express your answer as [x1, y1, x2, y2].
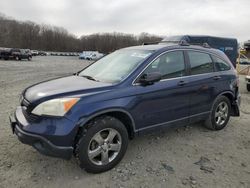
[185, 50, 220, 118]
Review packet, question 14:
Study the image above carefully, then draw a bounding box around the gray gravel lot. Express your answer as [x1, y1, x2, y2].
[0, 56, 250, 188]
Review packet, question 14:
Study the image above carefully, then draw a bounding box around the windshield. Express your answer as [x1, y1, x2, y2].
[78, 49, 153, 83]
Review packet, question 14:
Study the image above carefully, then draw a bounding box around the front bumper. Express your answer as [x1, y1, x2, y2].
[9, 113, 73, 160]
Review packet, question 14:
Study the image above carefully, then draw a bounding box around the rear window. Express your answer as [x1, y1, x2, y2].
[187, 51, 213, 75]
[212, 56, 231, 71]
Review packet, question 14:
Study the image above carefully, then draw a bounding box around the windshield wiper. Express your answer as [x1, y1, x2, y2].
[81, 75, 100, 82]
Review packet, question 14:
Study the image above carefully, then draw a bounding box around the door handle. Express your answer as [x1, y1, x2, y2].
[178, 80, 188, 86]
[213, 75, 221, 80]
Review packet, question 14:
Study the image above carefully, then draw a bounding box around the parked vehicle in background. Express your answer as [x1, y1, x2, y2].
[0, 48, 32, 61]
[239, 58, 250, 65]
[31, 50, 39, 56]
[88, 52, 104, 60]
[23, 49, 32, 60]
[50, 52, 57, 56]
[79, 51, 93, 59]
[38, 51, 47, 56]
[238, 54, 250, 65]
[79, 53, 86, 59]
[0, 48, 11, 60]
[48, 51, 79, 56]
[10, 42, 240, 173]
[13, 49, 32, 61]
[79, 51, 104, 60]
[246, 76, 250, 91]
[160, 35, 238, 67]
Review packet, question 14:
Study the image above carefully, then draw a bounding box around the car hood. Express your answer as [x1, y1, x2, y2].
[24, 75, 112, 103]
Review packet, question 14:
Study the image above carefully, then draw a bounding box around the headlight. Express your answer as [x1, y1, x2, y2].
[32, 98, 79, 116]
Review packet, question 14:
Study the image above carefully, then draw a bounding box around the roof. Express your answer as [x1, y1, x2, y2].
[122, 42, 223, 55]
[123, 43, 176, 51]
[161, 35, 237, 43]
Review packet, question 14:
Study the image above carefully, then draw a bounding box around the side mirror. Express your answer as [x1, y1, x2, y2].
[139, 72, 162, 85]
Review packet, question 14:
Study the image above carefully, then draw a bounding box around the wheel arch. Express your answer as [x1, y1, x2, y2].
[77, 109, 136, 139]
[216, 91, 239, 116]
[219, 91, 234, 102]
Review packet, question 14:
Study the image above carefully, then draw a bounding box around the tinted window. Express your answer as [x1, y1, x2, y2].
[212, 56, 231, 71]
[188, 51, 213, 75]
[144, 51, 185, 79]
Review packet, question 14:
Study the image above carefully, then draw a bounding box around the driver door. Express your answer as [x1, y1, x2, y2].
[131, 50, 191, 131]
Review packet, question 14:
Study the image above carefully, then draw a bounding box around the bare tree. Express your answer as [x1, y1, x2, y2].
[0, 13, 162, 53]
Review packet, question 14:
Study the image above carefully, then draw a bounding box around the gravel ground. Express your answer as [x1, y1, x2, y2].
[0, 56, 249, 188]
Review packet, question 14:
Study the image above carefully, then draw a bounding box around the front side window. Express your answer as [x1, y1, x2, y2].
[79, 49, 153, 83]
[188, 51, 213, 75]
[143, 51, 186, 79]
[212, 56, 231, 71]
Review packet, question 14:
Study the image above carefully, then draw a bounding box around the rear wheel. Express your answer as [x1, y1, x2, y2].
[75, 116, 128, 173]
[204, 96, 231, 130]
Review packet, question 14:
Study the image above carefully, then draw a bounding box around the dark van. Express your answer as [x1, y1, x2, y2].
[160, 35, 238, 67]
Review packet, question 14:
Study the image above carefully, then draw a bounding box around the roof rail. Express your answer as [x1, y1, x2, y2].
[179, 40, 190, 46]
[202, 42, 211, 48]
[142, 41, 159, 45]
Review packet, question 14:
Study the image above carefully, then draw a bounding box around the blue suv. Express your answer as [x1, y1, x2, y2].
[10, 42, 240, 173]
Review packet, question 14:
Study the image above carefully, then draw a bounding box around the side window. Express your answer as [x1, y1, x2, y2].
[144, 51, 185, 79]
[212, 56, 231, 71]
[188, 51, 213, 75]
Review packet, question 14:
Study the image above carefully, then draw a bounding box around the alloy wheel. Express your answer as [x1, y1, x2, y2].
[215, 101, 229, 126]
[88, 128, 122, 166]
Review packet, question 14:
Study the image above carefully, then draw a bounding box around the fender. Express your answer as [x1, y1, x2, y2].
[213, 90, 240, 116]
[76, 108, 137, 133]
[217, 90, 235, 99]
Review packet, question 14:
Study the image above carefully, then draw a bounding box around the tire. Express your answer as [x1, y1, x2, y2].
[28, 56, 32, 61]
[15, 56, 19, 61]
[204, 95, 231, 130]
[75, 116, 128, 173]
[247, 84, 250, 92]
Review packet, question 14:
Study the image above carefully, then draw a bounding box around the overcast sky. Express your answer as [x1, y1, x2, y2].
[0, 0, 249, 41]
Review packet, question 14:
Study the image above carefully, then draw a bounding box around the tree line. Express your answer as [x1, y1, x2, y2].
[0, 13, 163, 53]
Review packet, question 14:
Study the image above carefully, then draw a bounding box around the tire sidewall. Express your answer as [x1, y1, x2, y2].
[77, 116, 128, 173]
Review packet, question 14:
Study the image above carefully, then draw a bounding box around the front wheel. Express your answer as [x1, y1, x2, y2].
[204, 96, 231, 130]
[75, 116, 128, 173]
